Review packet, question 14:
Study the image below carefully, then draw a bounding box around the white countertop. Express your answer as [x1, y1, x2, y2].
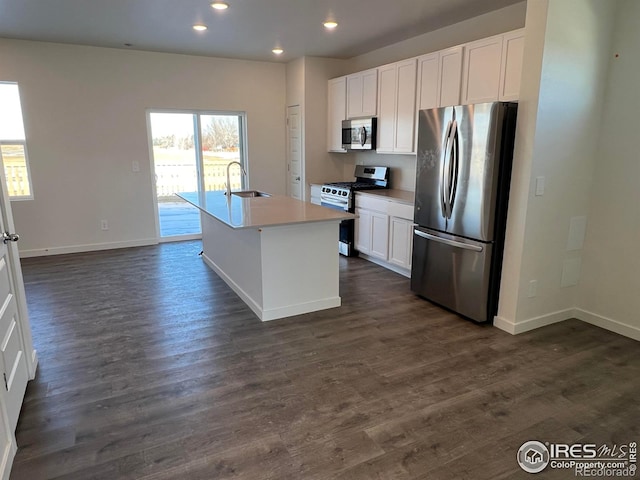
[356, 188, 415, 205]
[178, 191, 354, 229]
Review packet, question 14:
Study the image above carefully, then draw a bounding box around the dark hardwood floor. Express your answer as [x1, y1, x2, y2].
[10, 241, 640, 479]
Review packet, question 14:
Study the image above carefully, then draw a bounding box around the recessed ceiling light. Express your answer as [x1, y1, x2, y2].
[272, 48, 284, 55]
[193, 24, 208, 31]
[323, 21, 338, 29]
[211, 2, 229, 10]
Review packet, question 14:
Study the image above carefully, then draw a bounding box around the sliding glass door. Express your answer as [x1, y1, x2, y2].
[148, 111, 246, 239]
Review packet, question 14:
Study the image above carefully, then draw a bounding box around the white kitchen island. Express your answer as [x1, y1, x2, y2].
[178, 191, 354, 321]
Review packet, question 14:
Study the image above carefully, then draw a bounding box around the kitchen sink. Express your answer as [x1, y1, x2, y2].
[230, 190, 271, 198]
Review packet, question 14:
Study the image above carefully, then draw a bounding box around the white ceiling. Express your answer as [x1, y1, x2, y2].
[0, 0, 522, 62]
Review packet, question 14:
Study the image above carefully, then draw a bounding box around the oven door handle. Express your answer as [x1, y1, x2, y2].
[321, 200, 349, 212]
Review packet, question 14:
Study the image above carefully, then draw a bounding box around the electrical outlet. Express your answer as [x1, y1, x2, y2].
[132, 160, 140, 172]
[100, 220, 109, 231]
[527, 280, 538, 298]
[535, 176, 545, 196]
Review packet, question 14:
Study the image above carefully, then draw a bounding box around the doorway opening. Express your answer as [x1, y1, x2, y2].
[147, 111, 247, 240]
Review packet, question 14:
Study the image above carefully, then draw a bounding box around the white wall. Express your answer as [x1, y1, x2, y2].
[286, 56, 349, 200]
[578, 0, 640, 339]
[496, 0, 617, 333]
[349, 2, 526, 73]
[302, 57, 349, 194]
[0, 39, 286, 256]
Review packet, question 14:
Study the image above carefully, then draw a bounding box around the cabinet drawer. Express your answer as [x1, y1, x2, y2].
[355, 195, 388, 213]
[387, 202, 414, 220]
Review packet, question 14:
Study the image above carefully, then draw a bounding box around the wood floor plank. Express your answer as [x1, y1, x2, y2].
[9, 240, 640, 479]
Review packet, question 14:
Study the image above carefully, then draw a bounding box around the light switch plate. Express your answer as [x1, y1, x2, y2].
[535, 176, 545, 196]
[567, 216, 587, 251]
[132, 160, 140, 172]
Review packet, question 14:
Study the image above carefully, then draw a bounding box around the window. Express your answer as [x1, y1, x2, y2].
[148, 110, 247, 238]
[0, 82, 33, 200]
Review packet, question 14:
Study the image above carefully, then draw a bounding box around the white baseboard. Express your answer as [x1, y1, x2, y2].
[202, 253, 263, 319]
[261, 297, 341, 321]
[358, 253, 411, 278]
[19, 238, 158, 258]
[203, 253, 341, 322]
[494, 308, 575, 335]
[495, 308, 640, 343]
[575, 308, 640, 342]
[0, 437, 16, 480]
[29, 349, 38, 380]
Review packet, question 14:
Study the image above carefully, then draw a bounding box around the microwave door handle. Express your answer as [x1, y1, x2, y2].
[360, 126, 367, 147]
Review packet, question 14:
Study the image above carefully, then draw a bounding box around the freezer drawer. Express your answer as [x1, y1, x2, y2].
[410, 228, 493, 322]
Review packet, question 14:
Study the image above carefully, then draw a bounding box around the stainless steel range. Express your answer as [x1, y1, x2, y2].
[321, 165, 389, 256]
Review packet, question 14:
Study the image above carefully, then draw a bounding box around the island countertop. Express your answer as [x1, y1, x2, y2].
[177, 191, 355, 229]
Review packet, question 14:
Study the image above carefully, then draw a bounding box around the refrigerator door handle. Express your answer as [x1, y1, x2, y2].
[440, 120, 453, 218]
[414, 229, 484, 252]
[447, 120, 459, 215]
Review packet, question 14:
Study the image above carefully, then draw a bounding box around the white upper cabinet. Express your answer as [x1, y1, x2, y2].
[327, 76, 347, 152]
[377, 59, 417, 154]
[347, 69, 378, 118]
[417, 46, 463, 111]
[460, 35, 504, 104]
[499, 29, 525, 101]
[376, 64, 397, 152]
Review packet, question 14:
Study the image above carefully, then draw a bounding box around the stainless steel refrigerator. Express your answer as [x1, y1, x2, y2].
[411, 102, 518, 323]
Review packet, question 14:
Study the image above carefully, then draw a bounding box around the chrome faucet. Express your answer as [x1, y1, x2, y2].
[225, 161, 246, 196]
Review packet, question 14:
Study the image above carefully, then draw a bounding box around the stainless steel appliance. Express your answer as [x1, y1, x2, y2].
[321, 165, 389, 256]
[411, 102, 518, 323]
[342, 117, 377, 150]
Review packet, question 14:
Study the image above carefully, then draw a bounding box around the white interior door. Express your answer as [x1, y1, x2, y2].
[0, 151, 36, 434]
[287, 105, 303, 200]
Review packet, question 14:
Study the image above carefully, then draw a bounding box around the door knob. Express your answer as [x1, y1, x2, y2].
[2, 232, 19, 244]
[295, 176, 301, 181]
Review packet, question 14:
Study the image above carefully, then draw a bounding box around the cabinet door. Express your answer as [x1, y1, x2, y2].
[499, 30, 525, 101]
[347, 74, 363, 119]
[394, 59, 417, 153]
[438, 46, 463, 107]
[417, 52, 440, 111]
[327, 77, 347, 152]
[417, 47, 462, 111]
[361, 69, 378, 116]
[389, 217, 413, 269]
[347, 69, 378, 118]
[461, 35, 504, 104]
[376, 64, 397, 153]
[355, 208, 371, 255]
[370, 211, 389, 260]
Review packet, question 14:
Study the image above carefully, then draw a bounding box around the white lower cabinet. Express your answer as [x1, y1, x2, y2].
[354, 208, 372, 255]
[310, 184, 322, 205]
[354, 193, 414, 277]
[388, 216, 413, 269]
[356, 207, 389, 260]
[370, 212, 389, 260]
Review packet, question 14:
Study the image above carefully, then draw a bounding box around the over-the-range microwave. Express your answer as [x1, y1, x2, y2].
[342, 117, 377, 150]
